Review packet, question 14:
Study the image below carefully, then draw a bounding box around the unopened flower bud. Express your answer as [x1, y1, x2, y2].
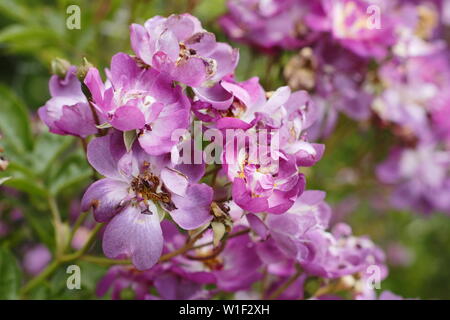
[51, 58, 71, 78]
[76, 57, 94, 82]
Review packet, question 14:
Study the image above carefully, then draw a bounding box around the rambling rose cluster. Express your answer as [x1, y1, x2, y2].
[36, 13, 394, 299]
[221, 0, 450, 215]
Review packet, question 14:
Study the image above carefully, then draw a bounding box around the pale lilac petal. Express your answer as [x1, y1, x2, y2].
[216, 117, 252, 130]
[138, 108, 189, 155]
[81, 178, 129, 222]
[171, 57, 208, 87]
[170, 183, 213, 230]
[38, 106, 65, 135]
[193, 83, 233, 110]
[232, 178, 268, 213]
[110, 105, 146, 131]
[49, 66, 82, 98]
[165, 14, 201, 40]
[110, 53, 142, 89]
[185, 32, 217, 56]
[102, 205, 163, 270]
[54, 103, 97, 138]
[84, 68, 105, 106]
[246, 213, 268, 240]
[130, 23, 153, 65]
[87, 131, 126, 179]
[161, 167, 189, 196]
[208, 43, 240, 82]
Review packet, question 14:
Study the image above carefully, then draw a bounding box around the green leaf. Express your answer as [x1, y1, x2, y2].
[0, 85, 33, 154]
[96, 122, 113, 129]
[0, 0, 30, 23]
[2, 177, 48, 198]
[211, 221, 226, 247]
[0, 248, 22, 299]
[0, 24, 58, 43]
[123, 130, 137, 152]
[194, 0, 226, 20]
[48, 153, 91, 196]
[31, 132, 73, 175]
[20, 210, 55, 248]
[0, 176, 11, 185]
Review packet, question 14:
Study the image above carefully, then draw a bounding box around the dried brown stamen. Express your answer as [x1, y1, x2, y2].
[130, 170, 174, 208]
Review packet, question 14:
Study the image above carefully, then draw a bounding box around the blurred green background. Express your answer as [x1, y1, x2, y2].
[0, 0, 449, 299]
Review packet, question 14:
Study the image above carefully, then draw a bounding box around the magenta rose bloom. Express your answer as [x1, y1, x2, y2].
[255, 191, 387, 279]
[81, 131, 213, 270]
[307, 0, 397, 60]
[84, 53, 190, 155]
[373, 51, 450, 142]
[219, 0, 316, 52]
[224, 144, 306, 214]
[130, 14, 239, 87]
[191, 77, 324, 169]
[38, 66, 98, 138]
[376, 145, 450, 215]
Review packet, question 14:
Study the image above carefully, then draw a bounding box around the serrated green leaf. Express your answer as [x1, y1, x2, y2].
[0, 248, 22, 300]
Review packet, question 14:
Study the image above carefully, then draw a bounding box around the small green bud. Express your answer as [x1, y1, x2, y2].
[76, 57, 94, 82]
[51, 58, 71, 78]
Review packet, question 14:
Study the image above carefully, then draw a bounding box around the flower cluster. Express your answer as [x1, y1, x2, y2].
[221, 0, 450, 215]
[36, 12, 394, 299]
[96, 192, 388, 300]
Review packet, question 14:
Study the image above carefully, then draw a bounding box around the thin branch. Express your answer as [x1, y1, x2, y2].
[267, 264, 302, 300]
[66, 210, 90, 252]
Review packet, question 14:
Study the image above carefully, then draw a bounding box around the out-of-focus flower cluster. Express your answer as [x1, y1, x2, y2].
[221, 0, 450, 215]
[33, 12, 398, 300]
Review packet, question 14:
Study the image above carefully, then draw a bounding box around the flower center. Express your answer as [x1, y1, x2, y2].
[130, 168, 171, 206]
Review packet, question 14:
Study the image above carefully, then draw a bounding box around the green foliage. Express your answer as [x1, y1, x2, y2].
[0, 85, 33, 154]
[0, 248, 22, 299]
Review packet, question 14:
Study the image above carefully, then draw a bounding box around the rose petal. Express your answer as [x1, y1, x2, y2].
[102, 205, 163, 270]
